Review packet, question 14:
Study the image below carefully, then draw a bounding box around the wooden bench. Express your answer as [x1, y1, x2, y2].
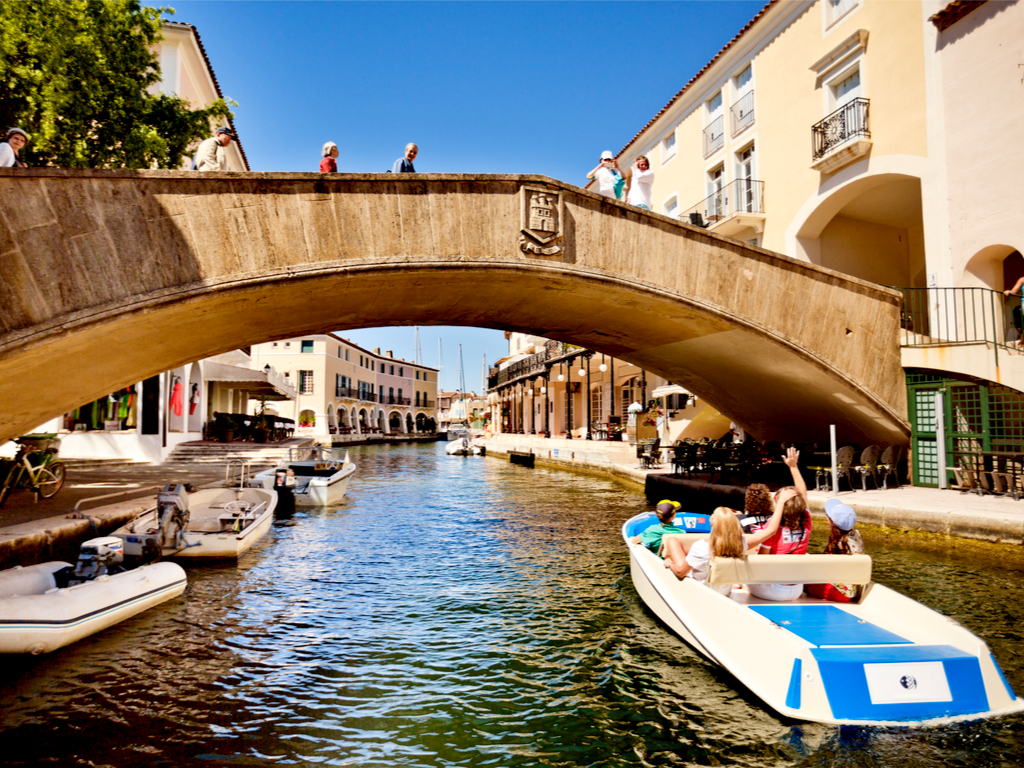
[707, 554, 872, 586]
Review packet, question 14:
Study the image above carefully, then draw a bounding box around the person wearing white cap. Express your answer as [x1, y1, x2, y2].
[0, 128, 28, 168]
[586, 150, 623, 199]
[320, 142, 339, 173]
[804, 498, 864, 603]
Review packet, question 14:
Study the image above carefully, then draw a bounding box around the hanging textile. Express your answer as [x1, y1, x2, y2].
[169, 375, 184, 417]
[189, 383, 199, 415]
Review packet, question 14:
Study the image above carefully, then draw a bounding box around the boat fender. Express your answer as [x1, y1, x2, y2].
[29, 643, 46, 656]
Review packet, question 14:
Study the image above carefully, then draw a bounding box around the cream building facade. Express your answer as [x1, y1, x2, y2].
[251, 334, 438, 443]
[605, 0, 1024, 485]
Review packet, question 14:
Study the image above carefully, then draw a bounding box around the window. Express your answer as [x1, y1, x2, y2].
[736, 145, 759, 213]
[379, 385, 385, 401]
[390, 365, 394, 375]
[707, 166, 725, 220]
[831, 68, 861, 110]
[272, 342, 278, 348]
[824, 0, 860, 29]
[389, 387, 395, 403]
[661, 130, 677, 162]
[380, 363, 385, 373]
[345, 350, 350, 361]
[703, 92, 724, 157]
[416, 371, 420, 380]
[398, 388, 403, 403]
[399, 367, 404, 377]
[301, 340, 313, 353]
[337, 346, 342, 358]
[621, 378, 637, 415]
[299, 370, 314, 395]
[284, 342, 290, 347]
[591, 386, 603, 422]
[416, 391, 420, 406]
[731, 65, 755, 136]
[663, 195, 679, 219]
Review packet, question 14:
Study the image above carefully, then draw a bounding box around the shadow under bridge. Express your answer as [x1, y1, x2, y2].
[0, 170, 908, 446]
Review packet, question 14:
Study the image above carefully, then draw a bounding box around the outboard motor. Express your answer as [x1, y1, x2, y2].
[156, 484, 190, 550]
[274, 467, 296, 518]
[70, 536, 125, 585]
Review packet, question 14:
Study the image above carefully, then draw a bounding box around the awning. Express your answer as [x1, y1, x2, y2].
[651, 384, 691, 399]
[203, 362, 294, 400]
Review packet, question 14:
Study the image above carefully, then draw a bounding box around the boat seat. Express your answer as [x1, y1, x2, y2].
[656, 533, 709, 557]
[188, 520, 223, 532]
[707, 554, 872, 586]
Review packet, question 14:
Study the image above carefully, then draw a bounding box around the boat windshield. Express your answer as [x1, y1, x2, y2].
[289, 446, 348, 464]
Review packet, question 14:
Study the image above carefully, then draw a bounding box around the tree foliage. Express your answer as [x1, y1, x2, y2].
[0, 0, 234, 169]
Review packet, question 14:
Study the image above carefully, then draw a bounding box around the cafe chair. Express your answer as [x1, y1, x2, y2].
[877, 445, 902, 489]
[807, 445, 855, 492]
[854, 445, 881, 490]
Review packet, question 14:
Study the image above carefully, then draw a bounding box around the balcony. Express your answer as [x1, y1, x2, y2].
[811, 98, 871, 173]
[730, 91, 755, 137]
[703, 115, 724, 157]
[487, 340, 587, 389]
[681, 179, 765, 238]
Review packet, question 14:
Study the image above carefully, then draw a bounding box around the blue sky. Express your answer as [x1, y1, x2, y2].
[168, 0, 766, 388]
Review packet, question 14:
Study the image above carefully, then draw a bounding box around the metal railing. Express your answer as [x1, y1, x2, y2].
[703, 115, 724, 157]
[731, 91, 755, 136]
[812, 98, 870, 160]
[487, 340, 585, 389]
[899, 286, 1018, 367]
[681, 179, 765, 228]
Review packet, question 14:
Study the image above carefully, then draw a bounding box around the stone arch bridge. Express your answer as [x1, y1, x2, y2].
[0, 170, 908, 447]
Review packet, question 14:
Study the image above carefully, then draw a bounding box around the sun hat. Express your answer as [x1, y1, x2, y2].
[824, 498, 856, 531]
[6, 127, 27, 140]
[215, 127, 235, 138]
[322, 141, 338, 157]
[600, 150, 614, 160]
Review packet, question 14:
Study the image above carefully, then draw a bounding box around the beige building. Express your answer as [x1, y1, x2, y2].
[599, 0, 1024, 485]
[251, 334, 438, 442]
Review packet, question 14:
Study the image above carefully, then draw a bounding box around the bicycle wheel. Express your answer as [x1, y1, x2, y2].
[35, 462, 66, 499]
[0, 466, 20, 507]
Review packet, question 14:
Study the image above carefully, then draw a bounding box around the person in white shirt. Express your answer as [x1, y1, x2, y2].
[625, 155, 654, 209]
[586, 150, 623, 199]
[0, 127, 28, 168]
[193, 127, 235, 172]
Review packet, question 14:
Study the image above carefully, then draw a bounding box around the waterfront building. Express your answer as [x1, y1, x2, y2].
[488, 333, 731, 444]
[438, 391, 488, 433]
[601, 0, 1024, 485]
[250, 334, 439, 442]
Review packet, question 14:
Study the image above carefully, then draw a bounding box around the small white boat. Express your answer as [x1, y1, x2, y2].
[0, 538, 186, 654]
[445, 436, 484, 456]
[623, 511, 1024, 725]
[250, 446, 356, 506]
[114, 483, 275, 561]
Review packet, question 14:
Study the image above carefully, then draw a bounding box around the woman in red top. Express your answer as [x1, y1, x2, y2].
[320, 141, 338, 172]
[746, 447, 811, 600]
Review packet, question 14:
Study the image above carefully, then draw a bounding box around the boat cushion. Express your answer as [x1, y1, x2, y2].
[749, 604, 910, 645]
[707, 554, 872, 586]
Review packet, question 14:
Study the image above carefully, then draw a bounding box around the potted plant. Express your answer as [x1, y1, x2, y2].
[252, 397, 270, 444]
[218, 416, 237, 443]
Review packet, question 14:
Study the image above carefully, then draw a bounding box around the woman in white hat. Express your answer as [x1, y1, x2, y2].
[0, 128, 28, 168]
[320, 141, 338, 173]
[586, 150, 623, 199]
[804, 499, 864, 602]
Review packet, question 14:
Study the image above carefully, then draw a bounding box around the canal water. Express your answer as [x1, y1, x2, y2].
[1, 441, 1023, 767]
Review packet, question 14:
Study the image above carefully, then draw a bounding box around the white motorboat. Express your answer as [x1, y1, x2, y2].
[114, 483, 275, 561]
[445, 436, 484, 456]
[0, 537, 186, 654]
[250, 446, 356, 506]
[623, 511, 1024, 725]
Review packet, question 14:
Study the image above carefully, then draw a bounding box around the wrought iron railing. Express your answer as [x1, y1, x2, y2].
[703, 115, 724, 157]
[731, 90, 755, 136]
[681, 179, 765, 228]
[487, 340, 586, 389]
[812, 98, 870, 160]
[899, 286, 1018, 367]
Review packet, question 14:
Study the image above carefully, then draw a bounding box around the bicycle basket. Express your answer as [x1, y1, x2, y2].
[18, 433, 60, 454]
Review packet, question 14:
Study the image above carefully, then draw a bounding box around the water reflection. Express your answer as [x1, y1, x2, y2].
[0, 441, 1021, 766]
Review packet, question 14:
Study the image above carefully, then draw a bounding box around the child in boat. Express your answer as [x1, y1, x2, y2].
[744, 447, 811, 601]
[804, 500, 864, 602]
[661, 489, 791, 595]
[734, 482, 773, 533]
[636, 501, 684, 554]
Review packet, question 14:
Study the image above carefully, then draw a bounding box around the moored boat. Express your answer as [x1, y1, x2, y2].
[445, 436, 484, 456]
[113, 483, 276, 561]
[623, 511, 1024, 725]
[249, 446, 356, 506]
[0, 538, 186, 654]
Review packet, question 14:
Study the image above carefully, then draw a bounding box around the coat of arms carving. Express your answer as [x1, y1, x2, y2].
[520, 185, 563, 256]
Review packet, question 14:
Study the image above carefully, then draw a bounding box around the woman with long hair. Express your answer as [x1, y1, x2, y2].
[661, 488, 793, 595]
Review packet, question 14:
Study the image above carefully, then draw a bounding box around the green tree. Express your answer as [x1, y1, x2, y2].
[0, 0, 234, 169]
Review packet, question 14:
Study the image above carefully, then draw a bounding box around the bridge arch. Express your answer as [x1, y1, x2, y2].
[0, 170, 907, 446]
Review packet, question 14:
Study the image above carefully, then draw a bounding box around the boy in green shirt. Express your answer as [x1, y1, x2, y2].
[638, 501, 684, 554]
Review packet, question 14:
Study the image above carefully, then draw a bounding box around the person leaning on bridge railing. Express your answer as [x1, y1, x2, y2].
[586, 150, 623, 199]
[0, 127, 28, 168]
[391, 143, 417, 173]
[1005, 277, 1024, 349]
[624, 155, 654, 210]
[192, 126, 235, 171]
[320, 141, 339, 173]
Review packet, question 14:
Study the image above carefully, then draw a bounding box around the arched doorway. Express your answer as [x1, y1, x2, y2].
[389, 412, 402, 432]
[405, 413, 414, 433]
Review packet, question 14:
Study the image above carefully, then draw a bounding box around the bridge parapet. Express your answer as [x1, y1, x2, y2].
[0, 170, 906, 446]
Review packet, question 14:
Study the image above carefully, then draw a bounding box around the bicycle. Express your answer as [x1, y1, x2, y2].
[0, 434, 67, 507]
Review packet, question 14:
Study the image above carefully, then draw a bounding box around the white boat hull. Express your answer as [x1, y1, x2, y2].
[115, 487, 276, 560]
[623, 512, 1024, 725]
[251, 451, 357, 507]
[0, 561, 186, 654]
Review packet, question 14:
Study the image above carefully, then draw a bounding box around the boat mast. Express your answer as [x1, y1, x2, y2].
[414, 327, 423, 365]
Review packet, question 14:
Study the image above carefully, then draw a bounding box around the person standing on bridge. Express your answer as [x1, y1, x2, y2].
[193, 127, 235, 172]
[392, 143, 417, 173]
[0, 127, 28, 168]
[625, 155, 654, 210]
[587, 151, 623, 199]
[321, 142, 339, 172]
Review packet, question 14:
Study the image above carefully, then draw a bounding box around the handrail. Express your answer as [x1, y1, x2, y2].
[72, 485, 162, 515]
[681, 179, 765, 228]
[812, 98, 870, 160]
[897, 286, 1017, 367]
